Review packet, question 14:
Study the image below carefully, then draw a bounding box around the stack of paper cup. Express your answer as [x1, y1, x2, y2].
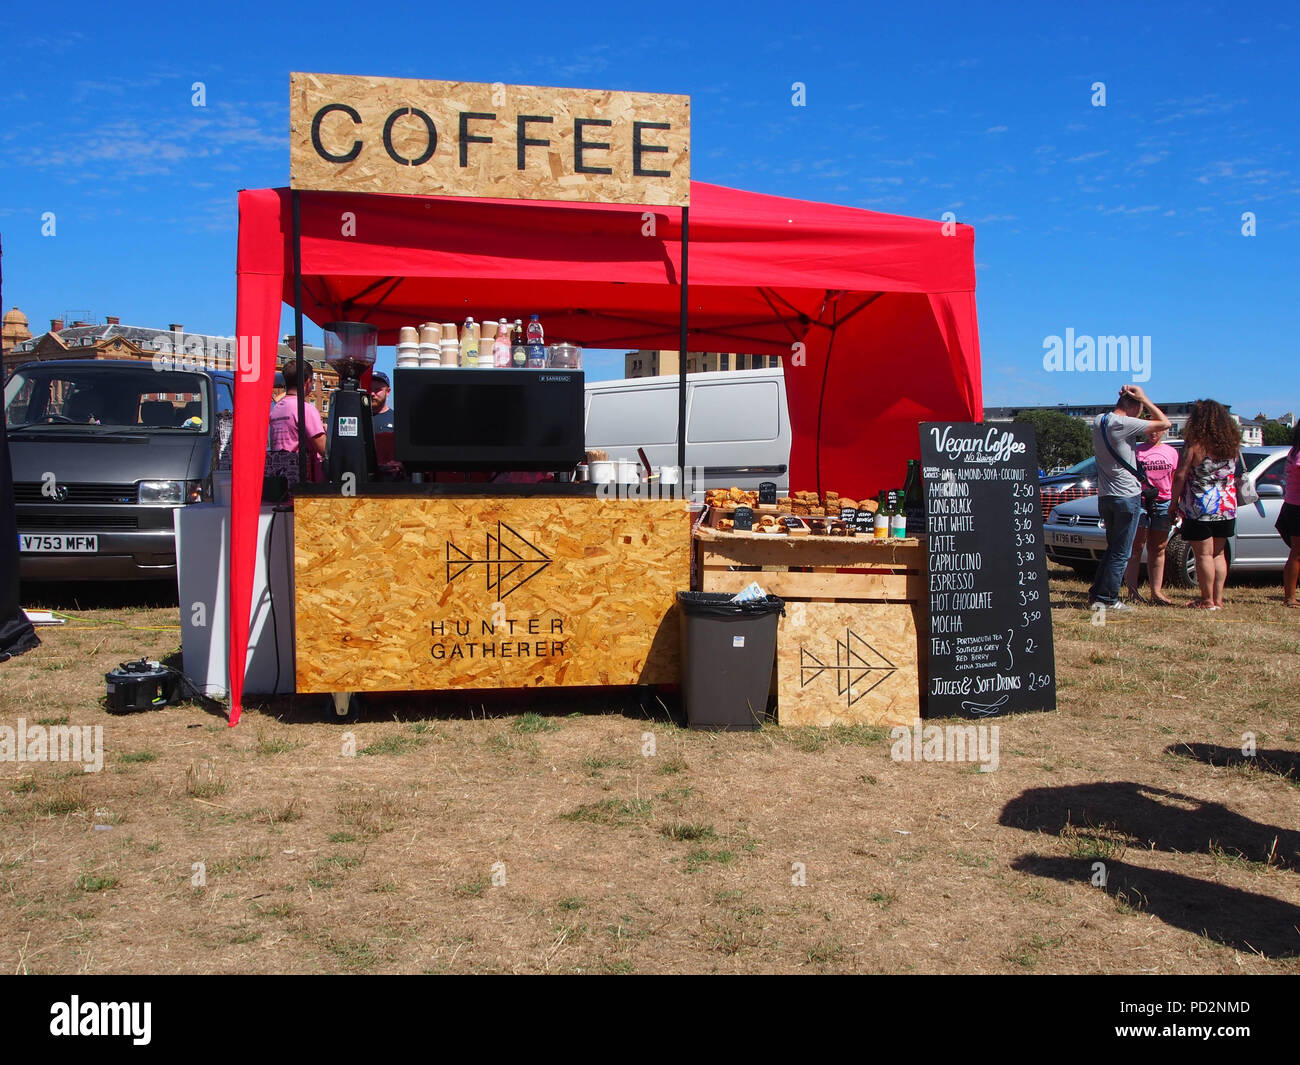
[439, 323, 459, 366]
[418, 325, 440, 367]
[397, 326, 420, 368]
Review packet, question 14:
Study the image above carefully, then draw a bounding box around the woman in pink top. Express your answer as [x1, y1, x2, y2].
[266, 361, 326, 484]
[1124, 426, 1179, 604]
[1277, 422, 1300, 608]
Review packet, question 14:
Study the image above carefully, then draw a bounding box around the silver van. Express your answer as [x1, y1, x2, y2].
[5, 358, 234, 582]
[584, 368, 790, 494]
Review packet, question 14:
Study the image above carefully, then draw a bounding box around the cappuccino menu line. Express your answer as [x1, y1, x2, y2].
[920, 423, 1057, 718]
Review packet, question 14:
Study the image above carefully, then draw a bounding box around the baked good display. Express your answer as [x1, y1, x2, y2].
[705, 487, 759, 510]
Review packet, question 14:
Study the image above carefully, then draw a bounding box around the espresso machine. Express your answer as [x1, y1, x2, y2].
[323, 322, 379, 485]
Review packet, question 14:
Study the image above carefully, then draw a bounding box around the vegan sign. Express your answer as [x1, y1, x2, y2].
[290, 72, 690, 206]
[919, 422, 1057, 718]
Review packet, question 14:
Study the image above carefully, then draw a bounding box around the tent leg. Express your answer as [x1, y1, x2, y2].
[292, 189, 307, 485]
[677, 205, 689, 474]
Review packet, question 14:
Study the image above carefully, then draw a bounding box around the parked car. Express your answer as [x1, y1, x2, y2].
[584, 367, 790, 495]
[5, 358, 234, 582]
[1043, 446, 1290, 587]
[1037, 456, 1099, 520]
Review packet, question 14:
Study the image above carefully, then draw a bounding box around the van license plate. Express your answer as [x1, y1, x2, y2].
[18, 534, 98, 553]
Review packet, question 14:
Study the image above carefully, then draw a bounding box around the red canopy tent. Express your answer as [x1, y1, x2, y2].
[229, 180, 981, 723]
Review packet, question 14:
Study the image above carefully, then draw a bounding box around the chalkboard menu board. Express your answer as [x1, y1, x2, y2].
[919, 422, 1056, 717]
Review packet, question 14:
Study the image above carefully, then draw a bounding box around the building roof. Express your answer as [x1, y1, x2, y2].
[8, 321, 239, 354]
[984, 401, 1212, 418]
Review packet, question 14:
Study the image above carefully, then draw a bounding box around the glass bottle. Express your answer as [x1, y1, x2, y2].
[873, 491, 889, 539]
[902, 459, 924, 534]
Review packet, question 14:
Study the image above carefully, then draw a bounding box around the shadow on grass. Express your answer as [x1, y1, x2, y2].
[1000, 781, 1299, 869]
[1166, 742, 1300, 784]
[21, 580, 178, 610]
[1011, 854, 1300, 958]
[243, 685, 685, 727]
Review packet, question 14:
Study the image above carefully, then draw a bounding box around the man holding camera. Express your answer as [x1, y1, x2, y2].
[1088, 384, 1172, 610]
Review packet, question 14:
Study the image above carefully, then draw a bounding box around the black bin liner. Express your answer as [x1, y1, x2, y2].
[677, 591, 784, 731]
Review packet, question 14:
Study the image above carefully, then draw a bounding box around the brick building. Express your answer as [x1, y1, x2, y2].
[4, 311, 336, 415]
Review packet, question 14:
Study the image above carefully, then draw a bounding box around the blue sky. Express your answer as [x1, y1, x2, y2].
[1, 1, 1296, 417]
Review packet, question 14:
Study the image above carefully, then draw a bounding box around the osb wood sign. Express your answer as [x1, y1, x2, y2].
[293, 495, 689, 693]
[777, 602, 922, 728]
[290, 72, 690, 206]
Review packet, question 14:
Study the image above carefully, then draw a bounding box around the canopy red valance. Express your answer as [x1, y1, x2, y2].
[229, 181, 981, 721]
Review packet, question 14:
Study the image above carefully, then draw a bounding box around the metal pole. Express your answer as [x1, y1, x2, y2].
[677, 205, 689, 473]
[291, 190, 307, 485]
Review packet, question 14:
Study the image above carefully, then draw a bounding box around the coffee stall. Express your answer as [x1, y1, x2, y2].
[224, 73, 983, 726]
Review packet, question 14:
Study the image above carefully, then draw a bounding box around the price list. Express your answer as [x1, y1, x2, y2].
[919, 422, 1056, 717]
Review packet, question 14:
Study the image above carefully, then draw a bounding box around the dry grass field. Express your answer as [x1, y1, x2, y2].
[2, 566, 1297, 974]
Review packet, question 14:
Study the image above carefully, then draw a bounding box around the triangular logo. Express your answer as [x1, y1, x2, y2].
[800, 647, 828, 688]
[444, 522, 552, 600]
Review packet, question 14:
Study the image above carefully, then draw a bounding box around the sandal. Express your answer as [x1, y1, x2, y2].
[1185, 600, 1214, 610]
[1152, 596, 1175, 606]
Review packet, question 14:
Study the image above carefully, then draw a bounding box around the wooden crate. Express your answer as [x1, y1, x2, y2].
[695, 529, 926, 727]
[295, 495, 689, 694]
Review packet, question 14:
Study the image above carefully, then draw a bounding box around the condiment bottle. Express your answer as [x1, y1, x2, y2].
[459, 317, 479, 367]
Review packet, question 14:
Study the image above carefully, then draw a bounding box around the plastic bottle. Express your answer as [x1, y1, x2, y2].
[873, 491, 889, 540]
[459, 317, 479, 367]
[493, 321, 513, 368]
[526, 313, 546, 368]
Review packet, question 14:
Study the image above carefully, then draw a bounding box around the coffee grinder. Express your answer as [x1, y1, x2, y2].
[322, 321, 378, 485]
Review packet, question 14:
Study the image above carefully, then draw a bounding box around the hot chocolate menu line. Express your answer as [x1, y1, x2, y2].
[919, 422, 1057, 718]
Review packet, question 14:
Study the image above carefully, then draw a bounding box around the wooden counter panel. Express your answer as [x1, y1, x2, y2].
[778, 602, 922, 728]
[693, 527, 927, 727]
[294, 496, 689, 693]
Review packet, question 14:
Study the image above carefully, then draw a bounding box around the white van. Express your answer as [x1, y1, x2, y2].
[583, 368, 790, 494]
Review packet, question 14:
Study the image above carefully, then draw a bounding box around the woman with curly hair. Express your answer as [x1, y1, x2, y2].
[1277, 421, 1300, 608]
[1169, 399, 1241, 610]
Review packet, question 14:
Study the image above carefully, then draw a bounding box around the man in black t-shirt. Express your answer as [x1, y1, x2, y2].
[369, 372, 394, 434]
